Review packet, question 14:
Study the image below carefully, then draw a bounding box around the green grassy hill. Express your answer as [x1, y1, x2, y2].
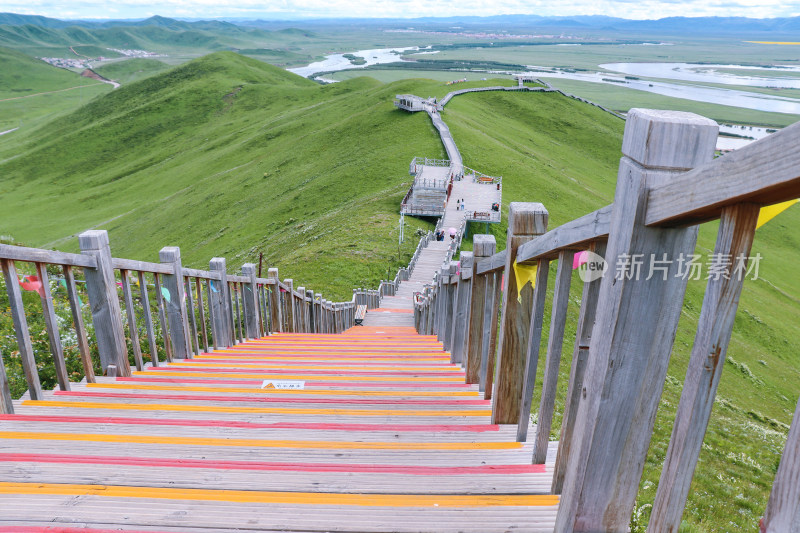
[93, 58, 171, 84]
[0, 50, 797, 532]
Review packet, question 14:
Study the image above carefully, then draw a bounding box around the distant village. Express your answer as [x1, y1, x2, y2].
[40, 48, 163, 69]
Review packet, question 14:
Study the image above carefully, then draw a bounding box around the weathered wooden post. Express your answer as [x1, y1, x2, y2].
[160, 247, 191, 358]
[436, 268, 447, 342]
[307, 290, 316, 332]
[553, 240, 606, 494]
[241, 264, 260, 339]
[554, 109, 717, 532]
[466, 235, 495, 383]
[314, 293, 322, 333]
[267, 268, 282, 333]
[649, 202, 760, 530]
[761, 395, 800, 533]
[443, 261, 459, 353]
[1, 259, 42, 400]
[296, 287, 306, 332]
[480, 271, 502, 399]
[530, 249, 574, 449]
[491, 203, 548, 424]
[0, 349, 12, 413]
[450, 251, 473, 366]
[79, 230, 130, 374]
[209, 258, 232, 347]
[283, 279, 295, 332]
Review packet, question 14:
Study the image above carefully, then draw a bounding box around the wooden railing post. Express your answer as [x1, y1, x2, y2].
[761, 395, 800, 533]
[555, 109, 718, 532]
[491, 203, 548, 424]
[467, 235, 496, 384]
[443, 261, 458, 353]
[450, 251, 473, 366]
[159, 247, 191, 359]
[553, 240, 606, 494]
[0, 349, 12, 413]
[649, 203, 760, 530]
[79, 230, 130, 375]
[314, 293, 322, 333]
[481, 270, 502, 399]
[435, 270, 447, 341]
[296, 287, 306, 332]
[241, 263, 260, 339]
[307, 290, 316, 332]
[267, 269, 281, 333]
[209, 258, 232, 348]
[530, 249, 574, 450]
[516, 256, 550, 441]
[283, 279, 295, 332]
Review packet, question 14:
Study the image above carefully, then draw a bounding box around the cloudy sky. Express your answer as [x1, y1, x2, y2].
[5, 0, 800, 21]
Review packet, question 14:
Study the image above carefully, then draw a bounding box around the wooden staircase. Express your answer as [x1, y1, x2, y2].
[0, 327, 558, 532]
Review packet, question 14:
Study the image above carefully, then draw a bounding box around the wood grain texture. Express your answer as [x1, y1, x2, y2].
[120, 270, 144, 372]
[209, 258, 232, 348]
[138, 271, 159, 367]
[79, 230, 130, 375]
[492, 203, 548, 425]
[159, 247, 191, 359]
[646, 118, 800, 227]
[153, 274, 173, 363]
[475, 251, 506, 275]
[516, 259, 549, 442]
[450, 252, 473, 366]
[267, 269, 282, 334]
[552, 240, 605, 494]
[555, 109, 716, 533]
[112, 258, 172, 275]
[467, 236, 496, 385]
[516, 206, 611, 264]
[36, 262, 70, 391]
[762, 395, 800, 533]
[532, 251, 573, 460]
[482, 272, 502, 400]
[0, 243, 96, 269]
[649, 203, 759, 532]
[64, 265, 96, 381]
[241, 264, 259, 339]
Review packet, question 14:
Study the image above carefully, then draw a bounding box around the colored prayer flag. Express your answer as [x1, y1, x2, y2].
[513, 261, 538, 302]
[573, 250, 589, 270]
[210, 281, 219, 293]
[161, 287, 171, 303]
[757, 199, 799, 229]
[19, 275, 44, 297]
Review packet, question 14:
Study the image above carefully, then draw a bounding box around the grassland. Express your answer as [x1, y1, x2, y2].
[0, 48, 798, 532]
[442, 89, 800, 531]
[93, 58, 171, 84]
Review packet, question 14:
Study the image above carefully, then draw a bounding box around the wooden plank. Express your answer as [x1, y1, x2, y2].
[35, 263, 70, 391]
[761, 395, 800, 533]
[206, 277, 217, 350]
[196, 278, 210, 353]
[554, 108, 718, 532]
[475, 250, 506, 275]
[648, 203, 760, 531]
[491, 203, 548, 424]
[63, 265, 95, 382]
[232, 283, 243, 343]
[79, 230, 130, 375]
[184, 276, 200, 357]
[159, 247, 191, 359]
[1, 259, 42, 400]
[646, 118, 800, 227]
[450, 252, 473, 366]
[153, 273, 173, 363]
[283, 279, 295, 333]
[466, 236, 496, 384]
[516, 206, 612, 264]
[137, 271, 159, 368]
[182, 267, 221, 280]
[552, 240, 605, 494]
[531, 251, 573, 458]
[480, 271, 500, 398]
[516, 259, 550, 442]
[0, 243, 96, 269]
[443, 263, 458, 354]
[119, 269, 144, 372]
[112, 258, 171, 275]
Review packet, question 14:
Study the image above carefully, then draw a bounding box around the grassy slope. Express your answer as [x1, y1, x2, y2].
[0, 52, 461, 299]
[444, 90, 800, 531]
[0, 46, 111, 132]
[93, 58, 171, 84]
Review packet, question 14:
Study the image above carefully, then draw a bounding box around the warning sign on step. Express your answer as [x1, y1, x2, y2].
[261, 380, 305, 390]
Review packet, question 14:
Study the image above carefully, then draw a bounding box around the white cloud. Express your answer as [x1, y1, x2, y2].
[4, 0, 800, 20]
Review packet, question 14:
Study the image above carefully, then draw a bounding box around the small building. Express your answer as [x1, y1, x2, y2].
[394, 94, 426, 112]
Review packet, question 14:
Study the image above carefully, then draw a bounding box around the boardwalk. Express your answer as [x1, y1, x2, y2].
[1, 328, 558, 532]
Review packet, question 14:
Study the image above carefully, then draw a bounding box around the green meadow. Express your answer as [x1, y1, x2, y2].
[0, 47, 798, 532]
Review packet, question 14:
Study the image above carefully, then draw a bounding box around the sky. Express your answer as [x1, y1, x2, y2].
[3, 0, 800, 21]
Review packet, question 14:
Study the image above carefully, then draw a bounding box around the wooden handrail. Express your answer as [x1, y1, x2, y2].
[515, 205, 612, 264]
[0, 243, 97, 268]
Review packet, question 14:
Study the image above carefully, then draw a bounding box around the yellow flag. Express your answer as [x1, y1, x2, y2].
[757, 199, 799, 229]
[513, 261, 538, 302]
